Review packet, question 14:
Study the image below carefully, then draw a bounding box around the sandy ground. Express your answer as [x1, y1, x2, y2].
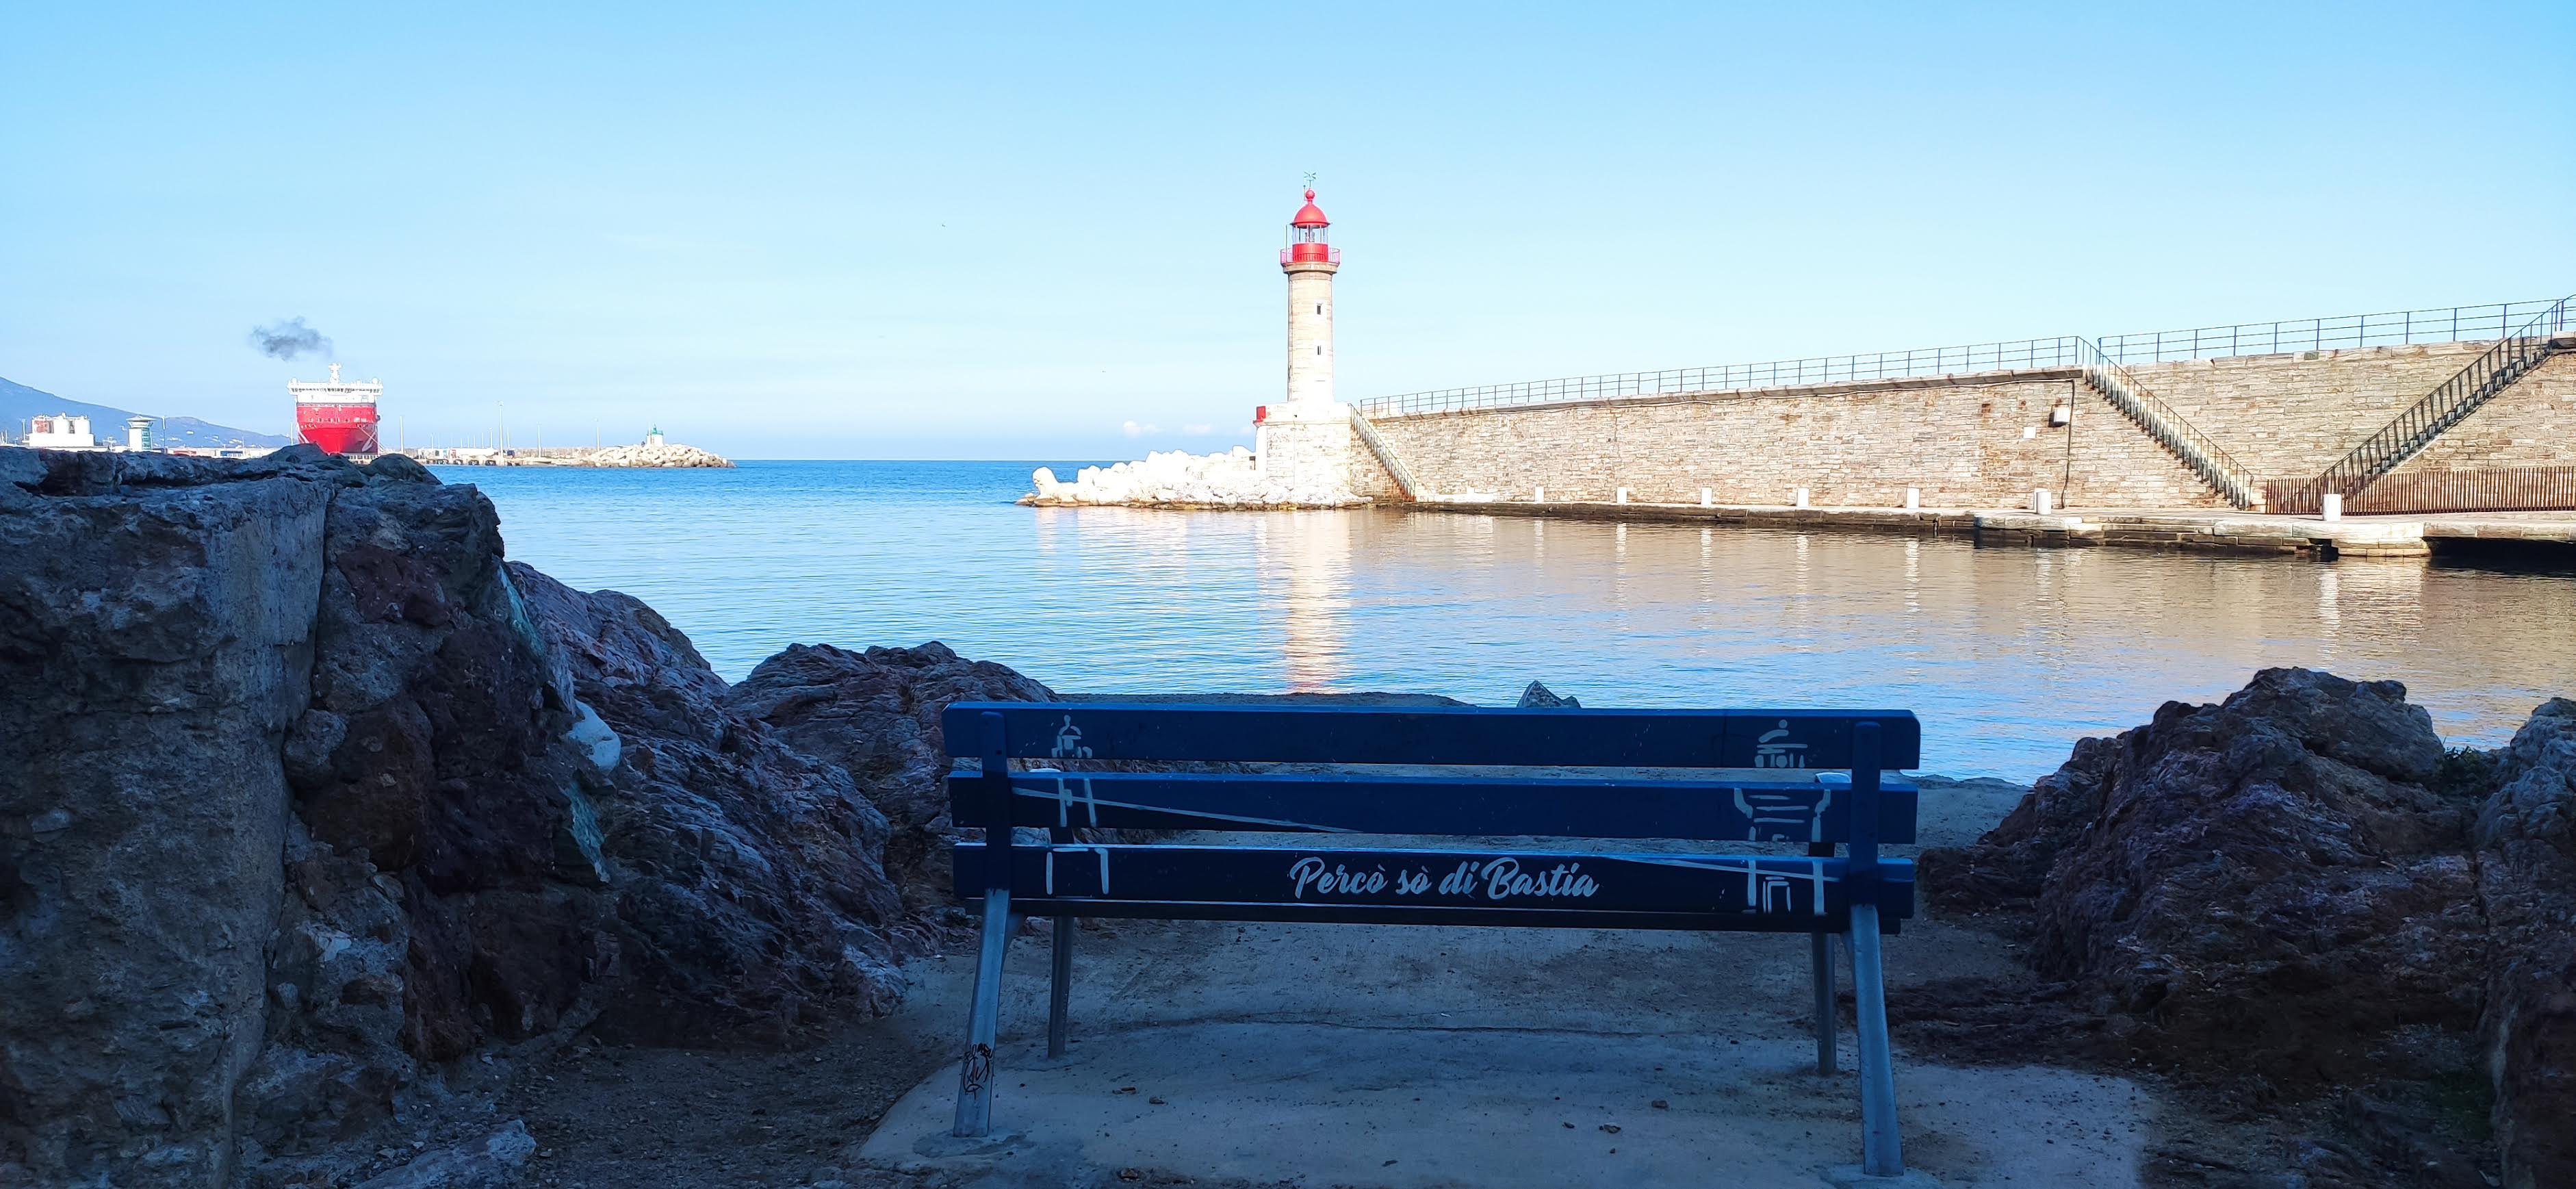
[495, 774, 2180, 1188]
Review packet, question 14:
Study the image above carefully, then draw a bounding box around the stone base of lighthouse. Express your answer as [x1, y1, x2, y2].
[1255, 402, 1356, 494]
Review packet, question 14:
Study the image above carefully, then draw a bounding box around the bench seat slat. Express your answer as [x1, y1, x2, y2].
[955, 771, 1918, 843]
[946, 702, 1922, 769]
[953, 843, 1915, 930]
[983, 899, 1907, 934]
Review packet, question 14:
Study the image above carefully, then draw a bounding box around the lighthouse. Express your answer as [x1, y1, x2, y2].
[1283, 187, 1339, 407]
[1257, 186, 1354, 491]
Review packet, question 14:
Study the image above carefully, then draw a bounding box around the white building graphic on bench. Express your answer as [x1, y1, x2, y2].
[1734, 786, 1834, 842]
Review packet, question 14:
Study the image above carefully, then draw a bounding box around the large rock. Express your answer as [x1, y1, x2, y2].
[285, 453, 610, 1082]
[1922, 668, 2482, 1082]
[2476, 698, 2576, 1189]
[508, 564, 905, 1039]
[725, 641, 1061, 909]
[0, 450, 335, 1186]
[1, 448, 916, 1187]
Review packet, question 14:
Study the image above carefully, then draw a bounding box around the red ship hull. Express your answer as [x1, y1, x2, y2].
[297, 407, 379, 455]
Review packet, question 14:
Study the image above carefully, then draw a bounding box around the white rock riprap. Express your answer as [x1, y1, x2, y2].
[565, 443, 734, 468]
[1021, 448, 1367, 509]
[410, 444, 734, 469]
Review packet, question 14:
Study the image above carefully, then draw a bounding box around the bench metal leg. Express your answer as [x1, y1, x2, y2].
[1047, 915, 1074, 1058]
[951, 888, 1012, 1138]
[1810, 930, 1836, 1075]
[1848, 904, 1903, 1177]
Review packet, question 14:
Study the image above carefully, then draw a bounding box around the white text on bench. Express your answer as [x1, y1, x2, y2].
[1286, 856, 1600, 902]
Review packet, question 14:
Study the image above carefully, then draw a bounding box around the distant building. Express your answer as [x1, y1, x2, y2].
[645, 426, 666, 447]
[125, 415, 155, 451]
[27, 415, 98, 449]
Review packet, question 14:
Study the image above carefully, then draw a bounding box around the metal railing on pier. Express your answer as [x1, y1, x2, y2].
[2094, 298, 2568, 365]
[2269, 466, 2576, 515]
[1359, 337, 2088, 418]
[1357, 296, 2562, 420]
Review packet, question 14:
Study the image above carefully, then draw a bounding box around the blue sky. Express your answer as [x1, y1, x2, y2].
[5, 3, 2571, 459]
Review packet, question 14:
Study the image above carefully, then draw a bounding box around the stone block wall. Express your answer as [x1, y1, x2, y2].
[2393, 350, 2575, 472]
[1357, 339, 2576, 510]
[1258, 409, 1356, 495]
[2126, 342, 2576, 481]
[1364, 372, 2221, 511]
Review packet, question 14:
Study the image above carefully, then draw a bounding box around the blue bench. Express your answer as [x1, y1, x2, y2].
[942, 702, 1922, 1177]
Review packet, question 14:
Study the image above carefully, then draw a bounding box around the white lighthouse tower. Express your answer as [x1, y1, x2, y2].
[1256, 186, 1354, 491]
[1283, 188, 1339, 407]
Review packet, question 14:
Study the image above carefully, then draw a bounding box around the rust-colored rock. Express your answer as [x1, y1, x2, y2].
[508, 565, 907, 1040]
[1924, 668, 2482, 1081]
[726, 641, 1064, 908]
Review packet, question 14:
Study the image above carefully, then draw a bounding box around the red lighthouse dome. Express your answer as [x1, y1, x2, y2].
[1290, 188, 1329, 227]
[1283, 187, 1339, 266]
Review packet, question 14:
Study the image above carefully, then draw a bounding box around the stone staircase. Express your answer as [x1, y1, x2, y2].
[1348, 408, 1426, 500]
[2076, 343, 2265, 510]
[2270, 295, 2573, 514]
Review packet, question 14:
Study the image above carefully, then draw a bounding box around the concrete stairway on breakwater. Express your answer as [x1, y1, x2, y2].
[1408, 496, 2576, 558]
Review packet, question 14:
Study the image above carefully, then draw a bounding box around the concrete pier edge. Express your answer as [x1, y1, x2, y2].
[1397, 496, 2576, 559]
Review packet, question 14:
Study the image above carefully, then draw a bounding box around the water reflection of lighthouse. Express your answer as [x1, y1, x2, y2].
[1256, 513, 1354, 691]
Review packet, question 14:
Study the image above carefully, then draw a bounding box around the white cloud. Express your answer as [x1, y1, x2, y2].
[1122, 420, 1163, 437]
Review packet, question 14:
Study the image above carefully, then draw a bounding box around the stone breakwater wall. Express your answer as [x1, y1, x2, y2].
[1351, 342, 2576, 509]
[402, 443, 734, 468]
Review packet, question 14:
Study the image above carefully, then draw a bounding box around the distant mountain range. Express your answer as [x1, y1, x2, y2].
[1, 375, 293, 449]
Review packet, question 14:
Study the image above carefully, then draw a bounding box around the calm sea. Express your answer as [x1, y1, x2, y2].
[456, 459, 2575, 780]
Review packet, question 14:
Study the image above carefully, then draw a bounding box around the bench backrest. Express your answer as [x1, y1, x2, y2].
[944, 702, 1920, 932]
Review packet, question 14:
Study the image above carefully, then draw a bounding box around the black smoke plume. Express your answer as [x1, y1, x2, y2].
[248, 317, 333, 361]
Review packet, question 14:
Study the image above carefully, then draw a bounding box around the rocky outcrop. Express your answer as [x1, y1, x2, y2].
[1922, 669, 2480, 1080]
[1516, 681, 1580, 708]
[507, 565, 906, 1038]
[2475, 698, 2576, 1189]
[725, 641, 1061, 910]
[0, 448, 909, 1188]
[1, 449, 337, 1187]
[1022, 448, 1367, 509]
[283, 448, 609, 1092]
[1923, 668, 2576, 1189]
